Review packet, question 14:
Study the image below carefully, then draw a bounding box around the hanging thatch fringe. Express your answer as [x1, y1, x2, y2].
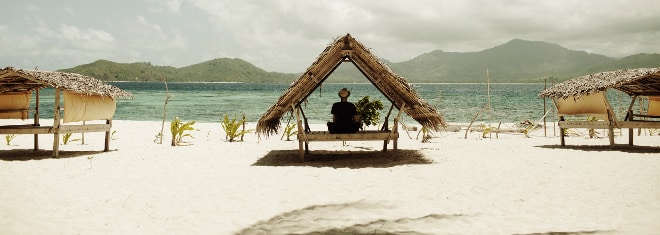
[539, 67, 660, 99]
[256, 34, 446, 137]
[1, 67, 132, 98]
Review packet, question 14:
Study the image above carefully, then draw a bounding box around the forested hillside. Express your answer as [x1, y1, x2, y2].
[59, 39, 660, 83]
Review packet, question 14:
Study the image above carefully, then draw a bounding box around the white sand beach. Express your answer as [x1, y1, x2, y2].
[1, 120, 659, 234]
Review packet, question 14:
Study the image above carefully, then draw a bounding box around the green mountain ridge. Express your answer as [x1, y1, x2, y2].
[59, 39, 660, 83]
[389, 39, 616, 83]
[58, 58, 293, 83]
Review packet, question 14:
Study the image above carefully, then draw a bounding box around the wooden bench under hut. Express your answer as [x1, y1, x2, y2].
[539, 67, 660, 147]
[256, 34, 447, 161]
[0, 67, 132, 157]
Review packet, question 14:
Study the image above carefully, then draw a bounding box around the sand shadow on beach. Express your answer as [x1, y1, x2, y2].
[513, 230, 617, 235]
[537, 144, 660, 154]
[0, 149, 108, 161]
[236, 201, 617, 235]
[235, 201, 468, 235]
[253, 149, 432, 168]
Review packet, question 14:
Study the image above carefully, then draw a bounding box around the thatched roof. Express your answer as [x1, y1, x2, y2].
[539, 67, 660, 99]
[256, 34, 446, 136]
[0, 67, 132, 98]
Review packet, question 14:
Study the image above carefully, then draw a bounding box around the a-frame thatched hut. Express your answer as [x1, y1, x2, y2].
[0, 67, 132, 157]
[539, 67, 660, 146]
[257, 34, 446, 160]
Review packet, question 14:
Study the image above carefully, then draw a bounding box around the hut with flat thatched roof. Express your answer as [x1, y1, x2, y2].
[0, 67, 132, 157]
[257, 34, 446, 160]
[539, 67, 660, 146]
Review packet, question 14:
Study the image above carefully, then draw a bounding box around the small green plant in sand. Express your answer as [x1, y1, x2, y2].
[649, 129, 660, 136]
[517, 120, 538, 138]
[5, 134, 17, 145]
[62, 133, 81, 145]
[154, 132, 163, 143]
[560, 117, 598, 138]
[416, 126, 432, 143]
[562, 127, 580, 137]
[221, 114, 251, 142]
[520, 125, 535, 138]
[586, 116, 600, 138]
[281, 122, 298, 141]
[170, 117, 196, 146]
[355, 96, 384, 129]
[481, 124, 495, 138]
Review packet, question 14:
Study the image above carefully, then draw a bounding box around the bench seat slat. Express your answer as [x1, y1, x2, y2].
[0, 125, 52, 134]
[301, 131, 397, 141]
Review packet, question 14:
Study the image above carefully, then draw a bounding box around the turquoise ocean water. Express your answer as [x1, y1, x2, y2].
[31, 82, 634, 124]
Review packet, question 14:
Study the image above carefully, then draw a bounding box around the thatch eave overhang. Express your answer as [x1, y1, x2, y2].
[1, 67, 133, 98]
[539, 67, 660, 100]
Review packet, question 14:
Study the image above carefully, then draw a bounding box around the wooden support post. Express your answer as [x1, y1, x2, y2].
[104, 119, 112, 151]
[293, 104, 305, 161]
[559, 116, 565, 146]
[381, 104, 394, 131]
[602, 91, 616, 147]
[299, 108, 310, 151]
[34, 89, 40, 151]
[53, 89, 61, 158]
[544, 79, 547, 137]
[608, 126, 615, 147]
[82, 121, 86, 145]
[629, 126, 634, 146]
[382, 104, 394, 150]
[391, 103, 405, 151]
[638, 97, 644, 136]
[626, 95, 638, 146]
[552, 96, 557, 137]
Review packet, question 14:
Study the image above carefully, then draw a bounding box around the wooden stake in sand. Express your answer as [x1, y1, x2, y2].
[158, 76, 171, 145]
[465, 105, 489, 139]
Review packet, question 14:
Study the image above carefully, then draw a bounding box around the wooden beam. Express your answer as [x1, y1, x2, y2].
[0, 125, 52, 134]
[53, 89, 61, 158]
[391, 103, 405, 151]
[626, 95, 638, 146]
[34, 89, 40, 150]
[293, 104, 305, 161]
[558, 121, 610, 129]
[300, 131, 398, 141]
[58, 124, 111, 133]
[105, 119, 112, 151]
[616, 121, 660, 128]
[559, 116, 566, 146]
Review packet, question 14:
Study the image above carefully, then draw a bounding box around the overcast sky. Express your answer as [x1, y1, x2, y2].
[2, 0, 659, 73]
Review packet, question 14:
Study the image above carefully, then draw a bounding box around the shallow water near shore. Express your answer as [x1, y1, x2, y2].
[30, 82, 636, 125]
[30, 82, 559, 123]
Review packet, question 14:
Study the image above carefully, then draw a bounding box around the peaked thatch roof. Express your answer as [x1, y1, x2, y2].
[539, 67, 660, 99]
[0, 67, 132, 98]
[256, 34, 446, 136]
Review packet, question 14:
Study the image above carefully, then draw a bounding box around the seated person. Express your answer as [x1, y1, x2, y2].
[327, 88, 361, 133]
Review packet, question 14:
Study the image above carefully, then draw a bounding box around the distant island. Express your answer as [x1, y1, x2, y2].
[58, 39, 660, 83]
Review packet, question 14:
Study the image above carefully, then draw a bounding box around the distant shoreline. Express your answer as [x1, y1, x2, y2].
[106, 81, 547, 85]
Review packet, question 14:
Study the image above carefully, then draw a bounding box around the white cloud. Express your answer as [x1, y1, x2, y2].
[0, 25, 43, 57]
[64, 6, 74, 15]
[26, 5, 41, 12]
[137, 16, 163, 33]
[147, 0, 183, 14]
[56, 24, 115, 51]
[2, 0, 660, 72]
[109, 16, 189, 66]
